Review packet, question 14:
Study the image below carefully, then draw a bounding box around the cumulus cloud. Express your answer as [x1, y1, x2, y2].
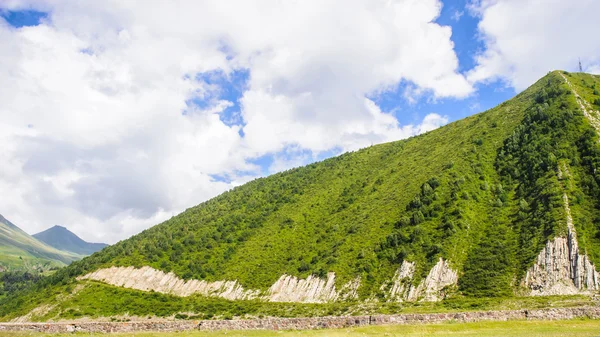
[467, 0, 600, 90]
[0, 0, 465, 243]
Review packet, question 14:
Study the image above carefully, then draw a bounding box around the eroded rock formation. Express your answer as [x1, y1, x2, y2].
[522, 189, 600, 295]
[80, 266, 260, 300]
[387, 260, 415, 302]
[386, 258, 458, 302]
[523, 227, 600, 295]
[268, 273, 360, 303]
[79, 267, 360, 303]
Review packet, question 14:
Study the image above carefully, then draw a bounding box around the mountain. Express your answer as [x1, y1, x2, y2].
[33, 226, 107, 256]
[3, 71, 600, 321]
[0, 215, 82, 272]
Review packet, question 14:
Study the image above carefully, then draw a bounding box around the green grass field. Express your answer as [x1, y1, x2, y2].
[2, 320, 600, 337]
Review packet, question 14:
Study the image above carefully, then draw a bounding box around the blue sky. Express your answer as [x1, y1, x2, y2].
[0, 9, 47, 27]
[2, 0, 598, 242]
[371, 0, 515, 127]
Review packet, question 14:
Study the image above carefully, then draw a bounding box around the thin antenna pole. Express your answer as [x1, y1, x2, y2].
[579, 58, 583, 72]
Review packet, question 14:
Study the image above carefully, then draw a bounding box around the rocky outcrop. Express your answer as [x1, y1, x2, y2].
[84, 260, 458, 304]
[416, 258, 459, 301]
[386, 258, 457, 302]
[387, 260, 415, 301]
[523, 229, 600, 295]
[79, 267, 360, 303]
[80, 266, 260, 300]
[522, 188, 600, 295]
[268, 273, 360, 303]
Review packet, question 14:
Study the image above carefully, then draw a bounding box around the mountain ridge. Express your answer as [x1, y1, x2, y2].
[0, 214, 82, 272]
[33, 225, 107, 256]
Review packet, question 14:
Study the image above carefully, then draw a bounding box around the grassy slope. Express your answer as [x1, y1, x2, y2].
[0, 217, 82, 272]
[3, 71, 600, 320]
[50, 71, 536, 289]
[79, 70, 576, 292]
[560, 72, 600, 264]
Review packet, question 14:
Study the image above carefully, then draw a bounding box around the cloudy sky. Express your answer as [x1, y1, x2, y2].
[1, 0, 599, 244]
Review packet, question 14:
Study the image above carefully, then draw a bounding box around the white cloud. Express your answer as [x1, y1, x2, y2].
[467, 0, 600, 90]
[417, 113, 449, 133]
[587, 65, 600, 75]
[451, 10, 464, 21]
[0, 0, 464, 243]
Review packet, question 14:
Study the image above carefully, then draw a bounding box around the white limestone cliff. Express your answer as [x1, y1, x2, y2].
[79, 266, 360, 303]
[387, 260, 415, 302]
[522, 186, 600, 295]
[523, 225, 600, 295]
[386, 258, 458, 302]
[80, 266, 260, 300]
[268, 273, 360, 303]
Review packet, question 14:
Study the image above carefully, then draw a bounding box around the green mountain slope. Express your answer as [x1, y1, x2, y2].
[3, 71, 600, 321]
[0, 215, 82, 272]
[33, 226, 107, 256]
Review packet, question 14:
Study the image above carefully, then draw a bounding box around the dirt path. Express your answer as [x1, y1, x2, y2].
[559, 73, 600, 133]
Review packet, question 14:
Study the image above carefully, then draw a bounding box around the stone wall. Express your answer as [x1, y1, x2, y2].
[2, 306, 600, 333]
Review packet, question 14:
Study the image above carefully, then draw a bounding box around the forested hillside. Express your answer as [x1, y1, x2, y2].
[2, 71, 600, 321]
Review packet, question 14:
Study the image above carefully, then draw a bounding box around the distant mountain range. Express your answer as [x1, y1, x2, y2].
[0, 215, 108, 272]
[0, 214, 81, 272]
[33, 225, 107, 256]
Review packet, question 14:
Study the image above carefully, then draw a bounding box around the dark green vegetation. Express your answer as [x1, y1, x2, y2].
[0, 271, 41, 300]
[33, 225, 107, 256]
[2, 71, 600, 321]
[0, 214, 81, 272]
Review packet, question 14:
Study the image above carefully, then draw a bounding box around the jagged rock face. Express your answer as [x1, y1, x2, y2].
[268, 273, 360, 303]
[523, 229, 600, 295]
[83, 259, 457, 304]
[386, 258, 457, 302]
[387, 260, 415, 302]
[80, 266, 260, 300]
[79, 267, 360, 303]
[269, 273, 337, 303]
[523, 190, 600, 295]
[418, 258, 459, 301]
